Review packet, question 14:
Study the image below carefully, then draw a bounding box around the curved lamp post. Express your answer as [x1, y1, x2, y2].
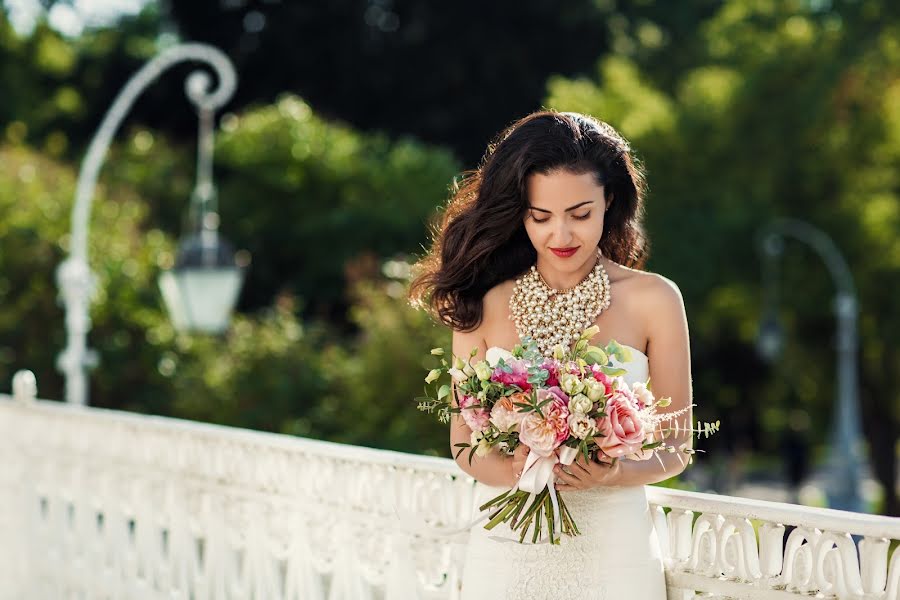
[56, 43, 243, 407]
[755, 218, 868, 513]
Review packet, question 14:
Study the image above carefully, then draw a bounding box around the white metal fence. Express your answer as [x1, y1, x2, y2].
[1, 390, 898, 599]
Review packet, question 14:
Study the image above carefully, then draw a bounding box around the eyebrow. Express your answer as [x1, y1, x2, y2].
[528, 200, 594, 214]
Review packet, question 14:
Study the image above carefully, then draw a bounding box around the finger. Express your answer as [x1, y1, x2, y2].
[570, 459, 592, 476]
[554, 465, 582, 488]
[555, 476, 578, 490]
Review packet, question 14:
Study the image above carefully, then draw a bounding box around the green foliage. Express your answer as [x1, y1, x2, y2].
[213, 95, 461, 316]
[165, 296, 332, 433]
[0, 8, 163, 159]
[0, 143, 175, 410]
[163, 0, 621, 164]
[313, 277, 451, 456]
[546, 0, 900, 512]
[3, 0, 899, 513]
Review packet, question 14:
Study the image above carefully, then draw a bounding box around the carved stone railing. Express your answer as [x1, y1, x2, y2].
[1, 387, 898, 599]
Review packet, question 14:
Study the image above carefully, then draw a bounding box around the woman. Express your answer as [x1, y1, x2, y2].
[410, 111, 692, 598]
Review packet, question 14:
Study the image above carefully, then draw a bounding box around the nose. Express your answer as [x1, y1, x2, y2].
[551, 221, 574, 246]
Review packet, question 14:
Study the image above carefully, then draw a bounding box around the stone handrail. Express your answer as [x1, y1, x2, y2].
[1, 394, 897, 599]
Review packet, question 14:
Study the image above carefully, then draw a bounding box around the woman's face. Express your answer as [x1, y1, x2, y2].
[523, 169, 609, 274]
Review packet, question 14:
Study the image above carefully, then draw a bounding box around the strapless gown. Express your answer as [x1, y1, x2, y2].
[459, 345, 667, 599]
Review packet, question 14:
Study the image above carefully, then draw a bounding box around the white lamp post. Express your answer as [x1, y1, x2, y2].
[755, 218, 868, 513]
[56, 43, 241, 406]
[158, 69, 247, 334]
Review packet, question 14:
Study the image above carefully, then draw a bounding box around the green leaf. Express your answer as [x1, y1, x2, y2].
[605, 339, 632, 364]
[599, 366, 628, 377]
[437, 384, 451, 400]
[583, 345, 608, 365]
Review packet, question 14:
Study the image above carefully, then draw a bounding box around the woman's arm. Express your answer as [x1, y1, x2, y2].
[555, 274, 694, 489]
[449, 326, 520, 488]
[626, 274, 694, 483]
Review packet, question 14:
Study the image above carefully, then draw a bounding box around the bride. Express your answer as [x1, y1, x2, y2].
[409, 111, 692, 598]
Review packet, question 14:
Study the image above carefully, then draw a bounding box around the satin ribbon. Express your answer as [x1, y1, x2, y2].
[390, 446, 582, 544]
[491, 445, 578, 544]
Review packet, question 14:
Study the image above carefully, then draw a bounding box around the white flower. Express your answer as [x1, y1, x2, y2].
[552, 344, 567, 360]
[486, 346, 514, 367]
[559, 373, 584, 396]
[452, 356, 466, 370]
[424, 369, 441, 384]
[568, 393, 592, 415]
[448, 367, 468, 383]
[631, 381, 655, 409]
[463, 363, 476, 378]
[583, 377, 606, 402]
[567, 413, 596, 440]
[430, 348, 444, 356]
[470, 431, 492, 457]
[474, 361, 493, 381]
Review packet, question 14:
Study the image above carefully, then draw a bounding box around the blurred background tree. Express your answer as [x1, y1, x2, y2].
[0, 0, 896, 513]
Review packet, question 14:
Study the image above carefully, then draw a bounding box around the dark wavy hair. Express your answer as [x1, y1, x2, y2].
[409, 110, 649, 332]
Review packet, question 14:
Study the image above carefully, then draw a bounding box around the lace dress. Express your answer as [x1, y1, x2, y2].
[459, 346, 666, 599]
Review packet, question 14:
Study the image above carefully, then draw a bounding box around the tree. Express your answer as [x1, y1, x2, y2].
[162, 0, 617, 164]
[545, 0, 900, 515]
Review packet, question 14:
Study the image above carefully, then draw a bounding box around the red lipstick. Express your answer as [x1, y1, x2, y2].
[550, 246, 579, 258]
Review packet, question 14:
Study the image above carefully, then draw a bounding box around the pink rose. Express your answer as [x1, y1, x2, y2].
[519, 387, 570, 455]
[541, 360, 560, 387]
[519, 413, 563, 457]
[536, 387, 570, 444]
[595, 392, 646, 459]
[491, 359, 532, 392]
[489, 393, 527, 432]
[612, 377, 639, 405]
[459, 395, 490, 433]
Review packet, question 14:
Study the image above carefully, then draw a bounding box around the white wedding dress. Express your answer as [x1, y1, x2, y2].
[459, 345, 667, 599]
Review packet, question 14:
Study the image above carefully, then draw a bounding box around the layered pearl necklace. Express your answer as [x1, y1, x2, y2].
[509, 249, 612, 357]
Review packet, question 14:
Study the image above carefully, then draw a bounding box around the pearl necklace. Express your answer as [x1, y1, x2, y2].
[509, 249, 612, 357]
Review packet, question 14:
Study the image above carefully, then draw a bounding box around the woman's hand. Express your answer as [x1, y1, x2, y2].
[510, 443, 530, 487]
[553, 452, 622, 490]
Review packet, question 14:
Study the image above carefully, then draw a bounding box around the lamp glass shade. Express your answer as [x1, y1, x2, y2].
[756, 317, 783, 363]
[158, 266, 244, 333]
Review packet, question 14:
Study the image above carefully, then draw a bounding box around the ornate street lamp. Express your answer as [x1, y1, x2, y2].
[755, 218, 868, 513]
[56, 43, 243, 406]
[158, 70, 247, 333]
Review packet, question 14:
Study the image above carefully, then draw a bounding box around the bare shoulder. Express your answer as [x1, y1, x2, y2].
[629, 271, 685, 317]
[483, 278, 517, 316]
[451, 279, 516, 359]
[603, 259, 682, 306]
[636, 271, 684, 304]
[479, 278, 518, 346]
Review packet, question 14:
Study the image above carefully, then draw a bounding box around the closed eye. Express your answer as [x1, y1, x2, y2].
[530, 212, 591, 223]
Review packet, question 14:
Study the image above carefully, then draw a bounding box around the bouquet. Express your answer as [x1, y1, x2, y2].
[417, 325, 719, 544]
